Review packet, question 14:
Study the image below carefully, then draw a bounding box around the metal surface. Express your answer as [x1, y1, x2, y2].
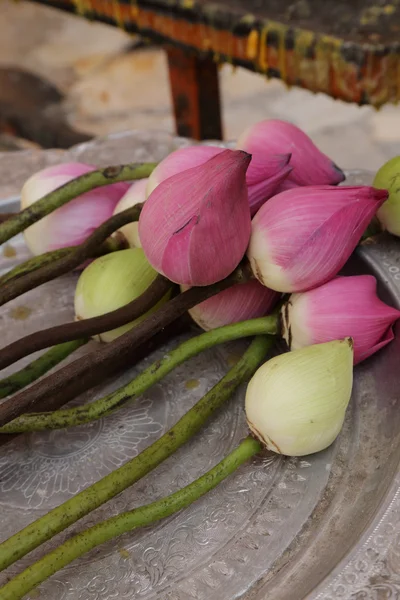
[0, 165, 399, 599]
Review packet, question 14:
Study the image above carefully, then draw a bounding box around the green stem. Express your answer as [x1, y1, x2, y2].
[0, 205, 141, 310]
[0, 163, 156, 245]
[0, 340, 88, 399]
[0, 236, 124, 287]
[2, 317, 278, 433]
[0, 437, 261, 600]
[0, 336, 272, 572]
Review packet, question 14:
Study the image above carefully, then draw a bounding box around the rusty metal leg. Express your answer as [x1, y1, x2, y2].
[166, 46, 223, 141]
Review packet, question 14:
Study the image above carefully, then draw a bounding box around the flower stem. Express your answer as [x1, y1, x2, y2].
[0, 274, 173, 370]
[0, 437, 262, 600]
[0, 318, 188, 450]
[0, 163, 156, 245]
[0, 264, 252, 428]
[0, 205, 142, 308]
[0, 236, 126, 288]
[0, 339, 88, 399]
[2, 316, 278, 433]
[0, 335, 272, 572]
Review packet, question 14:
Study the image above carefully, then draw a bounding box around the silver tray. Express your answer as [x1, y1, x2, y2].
[0, 132, 399, 600]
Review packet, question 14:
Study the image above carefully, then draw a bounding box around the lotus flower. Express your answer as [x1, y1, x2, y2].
[139, 149, 252, 286]
[146, 145, 292, 215]
[247, 185, 388, 293]
[21, 163, 129, 255]
[245, 338, 353, 456]
[182, 280, 279, 331]
[281, 275, 400, 364]
[237, 119, 345, 189]
[75, 248, 170, 342]
[112, 178, 148, 248]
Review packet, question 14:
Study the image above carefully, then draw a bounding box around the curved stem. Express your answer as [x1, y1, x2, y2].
[2, 316, 278, 433]
[0, 274, 173, 369]
[0, 318, 188, 450]
[0, 264, 251, 428]
[0, 162, 156, 245]
[0, 235, 125, 287]
[0, 436, 262, 600]
[0, 339, 88, 399]
[0, 205, 142, 308]
[0, 336, 272, 572]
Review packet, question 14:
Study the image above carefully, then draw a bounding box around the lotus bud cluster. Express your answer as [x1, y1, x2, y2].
[74, 248, 169, 342]
[21, 163, 129, 255]
[17, 117, 399, 467]
[245, 339, 354, 456]
[247, 185, 388, 293]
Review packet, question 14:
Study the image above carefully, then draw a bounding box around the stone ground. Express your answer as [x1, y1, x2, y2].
[1, 0, 400, 170]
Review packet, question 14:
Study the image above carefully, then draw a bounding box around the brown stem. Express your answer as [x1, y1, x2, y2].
[0, 212, 16, 224]
[0, 317, 189, 448]
[0, 204, 142, 308]
[0, 275, 173, 370]
[0, 264, 251, 428]
[0, 235, 127, 288]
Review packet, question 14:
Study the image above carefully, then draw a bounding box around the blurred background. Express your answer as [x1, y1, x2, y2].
[1, 0, 400, 169]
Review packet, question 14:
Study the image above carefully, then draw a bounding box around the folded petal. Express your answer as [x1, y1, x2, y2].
[237, 119, 345, 187]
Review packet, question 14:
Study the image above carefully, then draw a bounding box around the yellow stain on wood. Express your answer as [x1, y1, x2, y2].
[278, 28, 287, 81]
[246, 29, 259, 61]
[74, 0, 86, 16]
[384, 4, 396, 14]
[130, 1, 139, 20]
[181, 0, 195, 8]
[258, 25, 269, 72]
[112, 0, 124, 27]
[118, 548, 131, 559]
[360, 4, 396, 25]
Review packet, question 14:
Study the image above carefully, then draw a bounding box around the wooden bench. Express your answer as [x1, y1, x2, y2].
[27, 0, 400, 139]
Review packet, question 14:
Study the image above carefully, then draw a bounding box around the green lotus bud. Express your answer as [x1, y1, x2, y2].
[373, 156, 400, 236]
[245, 339, 354, 456]
[74, 248, 170, 342]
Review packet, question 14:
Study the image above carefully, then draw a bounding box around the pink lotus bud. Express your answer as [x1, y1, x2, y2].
[281, 275, 400, 364]
[146, 145, 292, 216]
[247, 185, 388, 293]
[139, 149, 252, 286]
[181, 280, 279, 331]
[237, 119, 345, 188]
[146, 146, 223, 197]
[21, 163, 129, 255]
[112, 178, 148, 248]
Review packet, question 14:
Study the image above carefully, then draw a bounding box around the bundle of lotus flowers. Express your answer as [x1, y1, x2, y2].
[0, 119, 398, 600]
